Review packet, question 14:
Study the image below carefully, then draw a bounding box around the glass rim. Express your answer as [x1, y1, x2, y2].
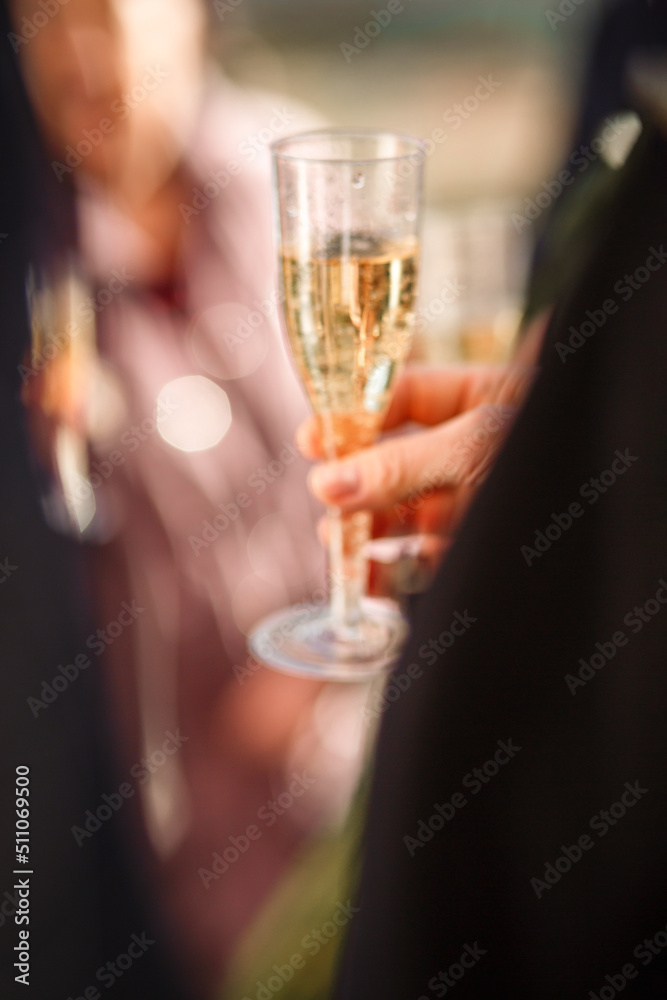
[271, 127, 428, 165]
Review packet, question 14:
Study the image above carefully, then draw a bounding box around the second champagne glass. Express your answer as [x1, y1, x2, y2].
[249, 129, 425, 681]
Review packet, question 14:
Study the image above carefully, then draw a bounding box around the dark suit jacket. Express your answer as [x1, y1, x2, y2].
[335, 119, 667, 1000]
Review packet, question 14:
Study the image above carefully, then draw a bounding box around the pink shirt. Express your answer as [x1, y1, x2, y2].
[77, 76, 344, 994]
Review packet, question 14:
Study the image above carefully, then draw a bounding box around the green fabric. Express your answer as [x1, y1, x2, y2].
[221, 781, 368, 1000]
[522, 157, 626, 326]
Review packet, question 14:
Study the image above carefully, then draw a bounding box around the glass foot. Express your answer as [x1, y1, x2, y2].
[248, 597, 407, 681]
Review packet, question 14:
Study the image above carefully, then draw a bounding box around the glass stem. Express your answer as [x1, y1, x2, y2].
[328, 507, 371, 631]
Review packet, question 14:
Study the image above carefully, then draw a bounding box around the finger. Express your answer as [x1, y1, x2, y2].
[392, 487, 459, 536]
[363, 533, 448, 565]
[297, 366, 531, 461]
[382, 366, 477, 431]
[365, 534, 450, 596]
[297, 365, 519, 457]
[383, 363, 534, 431]
[295, 415, 324, 460]
[382, 364, 512, 431]
[308, 403, 516, 513]
[493, 364, 536, 410]
[513, 308, 552, 366]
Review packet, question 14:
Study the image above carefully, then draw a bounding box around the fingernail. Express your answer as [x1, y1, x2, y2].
[362, 536, 419, 565]
[309, 463, 360, 500]
[363, 536, 428, 564]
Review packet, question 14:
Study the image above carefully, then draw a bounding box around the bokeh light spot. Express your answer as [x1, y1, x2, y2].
[157, 375, 231, 452]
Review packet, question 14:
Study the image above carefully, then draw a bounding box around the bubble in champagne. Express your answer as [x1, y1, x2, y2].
[352, 171, 365, 189]
[286, 205, 297, 217]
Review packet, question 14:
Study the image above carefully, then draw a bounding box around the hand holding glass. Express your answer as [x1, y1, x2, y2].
[249, 130, 425, 681]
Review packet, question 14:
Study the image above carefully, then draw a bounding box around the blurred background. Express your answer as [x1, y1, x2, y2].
[4, 1, 638, 999]
[215, 0, 604, 363]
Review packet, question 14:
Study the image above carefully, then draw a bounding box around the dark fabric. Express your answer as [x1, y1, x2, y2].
[335, 127, 667, 999]
[525, 0, 667, 324]
[526, 0, 667, 323]
[0, 5, 194, 997]
[571, 0, 667, 154]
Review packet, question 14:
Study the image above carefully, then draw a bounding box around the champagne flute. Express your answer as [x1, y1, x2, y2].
[249, 129, 426, 681]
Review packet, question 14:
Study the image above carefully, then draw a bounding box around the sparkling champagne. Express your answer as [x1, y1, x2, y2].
[249, 129, 424, 680]
[281, 236, 419, 457]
